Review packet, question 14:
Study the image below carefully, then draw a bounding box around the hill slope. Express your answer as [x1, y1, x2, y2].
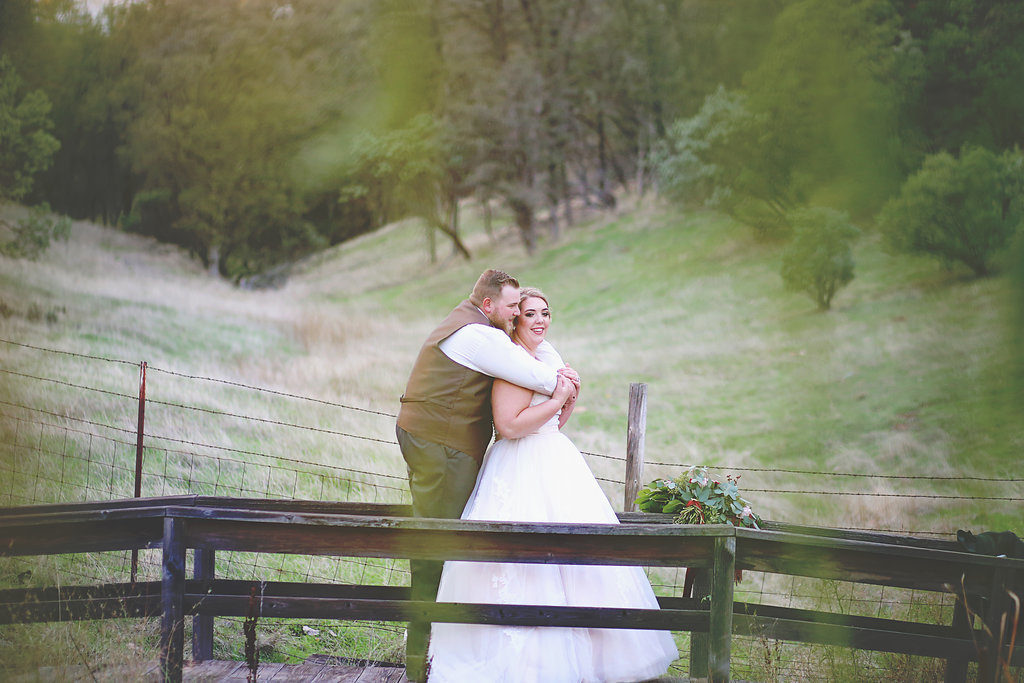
[1, 200, 1020, 534]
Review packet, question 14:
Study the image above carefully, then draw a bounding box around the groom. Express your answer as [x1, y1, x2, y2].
[396, 268, 579, 680]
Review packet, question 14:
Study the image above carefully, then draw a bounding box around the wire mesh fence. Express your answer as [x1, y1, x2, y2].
[1, 338, 1018, 679]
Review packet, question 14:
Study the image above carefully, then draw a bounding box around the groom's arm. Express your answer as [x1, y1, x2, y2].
[439, 324, 558, 394]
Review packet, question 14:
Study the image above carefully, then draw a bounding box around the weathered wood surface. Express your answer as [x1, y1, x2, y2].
[10, 658, 700, 682]
[0, 580, 162, 623]
[7, 658, 414, 682]
[175, 509, 726, 567]
[4, 497, 1023, 683]
[735, 526, 1024, 594]
[623, 382, 647, 512]
[161, 517, 186, 683]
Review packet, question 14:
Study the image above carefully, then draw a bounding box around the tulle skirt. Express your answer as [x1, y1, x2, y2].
[427, 429, 678, 682]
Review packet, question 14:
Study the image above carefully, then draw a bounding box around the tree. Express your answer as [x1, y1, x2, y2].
[780, 207, 860, 310]
[30, 4, 138, 224]
[339, 116, 472, 261]
[0, 56, 60, 202]
[743, 0, 902, 215]
[653, 86, 748, 210]
[118, 0, 331, 279]
[656, 0, 903, 234]
[876, 145, 1023, 276]
[891, 0, 1024, 155]
[0, 203, 71, 260]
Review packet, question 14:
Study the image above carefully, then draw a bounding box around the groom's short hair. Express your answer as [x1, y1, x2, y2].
[470, 269, 519, 308]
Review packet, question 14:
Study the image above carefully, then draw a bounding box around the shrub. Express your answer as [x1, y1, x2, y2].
[780, 207, 860, 310]
[0, 203, 71, 260]
[876, 146, 1023, 276]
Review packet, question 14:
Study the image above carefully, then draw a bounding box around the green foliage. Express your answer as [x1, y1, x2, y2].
[116, 0, 348, 278]
[0, 203, 71, 260]
[742, 0, 901, 214]
[653, 87, 745, 209]
[0, 56, 60, 202]
[635, 466, 762, 528]
[894, 0, 1024, 154]
[656, 0, 903, 232]
[780, 207, 861, 310]
[876, 146, 1024, 276]
[654, 86, 797, 236]
[6, 0, 1024, 277]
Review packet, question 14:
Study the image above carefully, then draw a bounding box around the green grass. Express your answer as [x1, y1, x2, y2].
[1, 198, 1021, 677]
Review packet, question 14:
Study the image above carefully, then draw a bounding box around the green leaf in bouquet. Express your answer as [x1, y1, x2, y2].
[663, 499, 685, 514]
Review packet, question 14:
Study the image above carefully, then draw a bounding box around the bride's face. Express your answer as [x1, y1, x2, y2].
[514, 296, 551, 347]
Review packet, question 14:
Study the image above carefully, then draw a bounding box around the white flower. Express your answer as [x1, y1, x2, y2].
[741, 506, 752, 518]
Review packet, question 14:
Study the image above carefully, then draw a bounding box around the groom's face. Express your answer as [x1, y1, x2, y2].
[485, 285, 521, 335]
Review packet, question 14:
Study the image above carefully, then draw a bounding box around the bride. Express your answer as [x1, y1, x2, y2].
[426, 288, 678, 682]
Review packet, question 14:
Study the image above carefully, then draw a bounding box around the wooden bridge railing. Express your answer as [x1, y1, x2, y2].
[1, 496, 1022, 683]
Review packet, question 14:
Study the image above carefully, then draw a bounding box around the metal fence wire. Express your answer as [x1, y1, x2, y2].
[1, 338, 1018, 679]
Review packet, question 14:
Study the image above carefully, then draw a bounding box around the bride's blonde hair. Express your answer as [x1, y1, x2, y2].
[518, 286, 549, 308]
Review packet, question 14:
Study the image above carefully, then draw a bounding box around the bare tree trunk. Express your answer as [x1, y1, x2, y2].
[207, 244, 220, 278]
[448, 200, 461, 258]
[508, 196, 537, 255]
[426, 224, 437, 263]
[561, 162, 574, 226]
[482, 197, 494, 241]
[547, 186, 560, 240]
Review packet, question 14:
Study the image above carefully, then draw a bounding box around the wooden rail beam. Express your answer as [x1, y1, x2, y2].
[176, 511, 728, 567]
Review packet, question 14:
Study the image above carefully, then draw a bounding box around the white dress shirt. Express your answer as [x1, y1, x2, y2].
[439, 323, 559, 395]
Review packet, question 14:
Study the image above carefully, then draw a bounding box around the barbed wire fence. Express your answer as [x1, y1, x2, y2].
[1, 338, 1019, 679]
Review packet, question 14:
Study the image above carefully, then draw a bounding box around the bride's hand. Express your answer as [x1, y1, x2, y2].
[557, 365, 581, 393]
[553, 375, 574, 403]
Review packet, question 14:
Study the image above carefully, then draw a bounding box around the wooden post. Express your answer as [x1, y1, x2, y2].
[131, 361, 147, 585]
[944, 594, 972, 683]
[192, 547, 215, 662]
[689, 568, 710, 680]
[624, 383, 647, 512]
[161, 516, 185, 683]
[979, 565, 1012, 683]
[709, 535, 736, 682]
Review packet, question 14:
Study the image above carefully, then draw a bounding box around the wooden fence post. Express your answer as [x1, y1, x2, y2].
[688, 568, 710, 679]
[944, 595, 972, 683]
[161, 516, 185, 683]
[130, 361, 147, 584]
[624, 383, 647, 512]
[709, 535, 736, 682]
[192, 548, 215, 662]
[979, 565, 1013, 683]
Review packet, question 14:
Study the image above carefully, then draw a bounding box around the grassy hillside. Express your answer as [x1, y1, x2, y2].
[1, 199, 1021, 676]
[2, 199, 1021, 532]
[291, 199, 1022, 534]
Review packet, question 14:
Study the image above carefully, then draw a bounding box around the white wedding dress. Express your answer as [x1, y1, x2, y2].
[426, 357, 679, 682]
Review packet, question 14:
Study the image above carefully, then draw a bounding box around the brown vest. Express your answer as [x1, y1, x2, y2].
[397, 300, 497, 460]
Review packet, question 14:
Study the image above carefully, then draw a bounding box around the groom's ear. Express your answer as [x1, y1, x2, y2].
[479, 297, 493, 313]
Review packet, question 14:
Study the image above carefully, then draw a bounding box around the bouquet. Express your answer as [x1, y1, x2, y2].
[634, 465, 761, 528]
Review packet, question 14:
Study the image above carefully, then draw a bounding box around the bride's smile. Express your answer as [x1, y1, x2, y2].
[515, 296, 550, 349]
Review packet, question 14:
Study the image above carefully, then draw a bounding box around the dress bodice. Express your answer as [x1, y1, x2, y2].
[529, 390, 561, 435]
[494, 346, 564, 440]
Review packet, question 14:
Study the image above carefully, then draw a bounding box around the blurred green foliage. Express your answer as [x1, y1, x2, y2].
[2, 0, 1024, 282]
